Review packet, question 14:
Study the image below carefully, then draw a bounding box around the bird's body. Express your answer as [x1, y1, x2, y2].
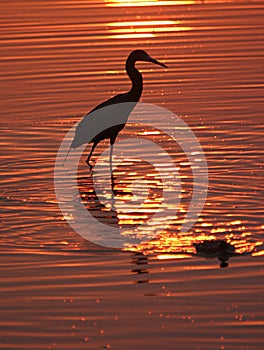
[68, 49, 167, 168]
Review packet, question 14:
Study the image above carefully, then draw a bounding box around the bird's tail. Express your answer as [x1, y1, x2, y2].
[63, 147, 72, 167]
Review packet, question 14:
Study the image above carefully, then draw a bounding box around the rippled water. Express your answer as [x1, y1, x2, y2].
[0, 1, 263, 349]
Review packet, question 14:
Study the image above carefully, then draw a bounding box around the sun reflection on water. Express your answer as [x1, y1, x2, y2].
[105, 0, 240, 5]
[78, 151, 262, 263]
[108, 20, 192, 39]
[105, 0, 196, 6]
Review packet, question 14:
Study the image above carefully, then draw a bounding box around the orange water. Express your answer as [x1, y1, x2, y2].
[0, 1, 263, 349]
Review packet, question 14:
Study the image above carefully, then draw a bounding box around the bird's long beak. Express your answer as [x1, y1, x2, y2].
[148, 56, 168, 69]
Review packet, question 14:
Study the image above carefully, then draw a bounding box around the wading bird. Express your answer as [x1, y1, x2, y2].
[67, 49, 167, 169]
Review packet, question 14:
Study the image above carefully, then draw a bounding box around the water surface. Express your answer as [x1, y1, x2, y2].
[0, 1, 263, 349]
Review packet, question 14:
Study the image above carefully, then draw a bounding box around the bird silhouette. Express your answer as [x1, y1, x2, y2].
[67, 49, 167, 170]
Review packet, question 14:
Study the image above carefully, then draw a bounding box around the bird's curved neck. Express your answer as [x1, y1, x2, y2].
[126, 58, 143, 101]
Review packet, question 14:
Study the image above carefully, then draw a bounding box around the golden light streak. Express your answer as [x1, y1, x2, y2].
[60, 241, 69, 245]
[108, 20, 192, 39]
[157, 254, 192, 260]
[108, 33, 155, 39]
[110, 27, 192, 33]
[105, 0, 239, 6]
[252, 250, 264, 257]
[138, 130, 162, 135]
[108, 20, 177, 27]
[105, 0, 196, 6]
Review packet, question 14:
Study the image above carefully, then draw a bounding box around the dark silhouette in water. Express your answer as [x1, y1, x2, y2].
[131, 252, 149, 284]
[67, 50, 167, 170]
[78, 174, 119, 227]
[160, 239, 250, 268]
[194, 239, 238, 268]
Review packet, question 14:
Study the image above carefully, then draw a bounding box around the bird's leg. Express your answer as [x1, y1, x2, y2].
[86, 142, 97, 170]
[110, 142, 114, 191]
[109, 136, 117, 194]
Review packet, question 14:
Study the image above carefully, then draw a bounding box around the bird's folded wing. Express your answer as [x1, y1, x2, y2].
[71, 101, 137, 149]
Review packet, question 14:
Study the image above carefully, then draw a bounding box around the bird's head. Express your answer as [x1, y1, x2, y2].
[129, 49, 168, 68]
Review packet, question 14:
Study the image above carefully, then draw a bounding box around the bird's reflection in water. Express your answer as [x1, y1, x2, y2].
[78, 173, 150, 283]
[78, 173, 119, 227]
[78, 158, 157, 228]
[131, 252, 149, 284]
